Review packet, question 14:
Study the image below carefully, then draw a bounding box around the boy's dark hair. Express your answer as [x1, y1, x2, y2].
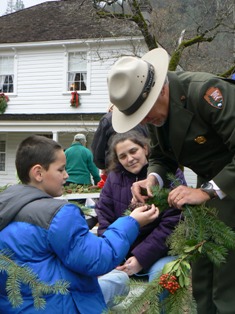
[15, 135, 62, 184]
[108, 130, 150, 172]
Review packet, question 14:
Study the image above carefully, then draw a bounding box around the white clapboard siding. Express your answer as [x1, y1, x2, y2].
[5, 41, 146, 114]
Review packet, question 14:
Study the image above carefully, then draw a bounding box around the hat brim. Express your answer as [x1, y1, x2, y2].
[112, 48, 169, 133]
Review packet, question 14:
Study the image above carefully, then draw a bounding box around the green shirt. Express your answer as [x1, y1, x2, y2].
[65, 142, 100, 185]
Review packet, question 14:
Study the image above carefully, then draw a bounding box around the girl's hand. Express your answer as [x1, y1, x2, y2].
[116, 256, 143, 276]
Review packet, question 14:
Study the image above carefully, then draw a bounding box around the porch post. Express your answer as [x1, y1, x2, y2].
[52, 132, 58, 142]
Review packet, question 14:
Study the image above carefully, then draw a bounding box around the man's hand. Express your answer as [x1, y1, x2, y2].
[131, 175, 158, 203]
[116, 256, 143, 276]
[168, 185, 211, 209]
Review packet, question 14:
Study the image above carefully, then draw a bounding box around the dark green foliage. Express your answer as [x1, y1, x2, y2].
[145, 186, 170, 212]
[168, 203, 235, 266]
[162, 285, 197, 314]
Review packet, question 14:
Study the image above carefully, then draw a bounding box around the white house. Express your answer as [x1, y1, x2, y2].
[0, 0, 147, 185]
[0, 0, 196, 187]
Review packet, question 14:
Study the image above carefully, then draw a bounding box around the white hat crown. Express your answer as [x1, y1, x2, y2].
[109, 48, 169, 133]
[108, 57, 150, 111]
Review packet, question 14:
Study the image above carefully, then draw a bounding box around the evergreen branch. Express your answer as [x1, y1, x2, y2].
[112, 279, 159, 313]
[112, 174, 235, 313]
[145, 186, 170, 212]
[0, 250, 70, 309]
[6, 265, 23, 308]
[163, 286, 197, 314]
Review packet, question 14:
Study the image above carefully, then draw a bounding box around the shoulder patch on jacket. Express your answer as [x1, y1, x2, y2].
[204, 87, 223, 109]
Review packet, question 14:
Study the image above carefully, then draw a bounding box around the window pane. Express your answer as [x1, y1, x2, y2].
[0, 75, 14, 93]
[0, 141, 5, 151]
[68, 52, 87, 91]
[0, 56, 14, 93]
[0, 154, 5, 171]
[0, 140, 6, 172]
[68, 52, 87, 71]
[68, 72, 86, 91]
[0, 56, 14, 74]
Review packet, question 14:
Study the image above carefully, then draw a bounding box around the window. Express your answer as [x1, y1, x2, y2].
[68, 52, 87, 91]
[0, 135, 6, 172]
[0, 56, 14, 93]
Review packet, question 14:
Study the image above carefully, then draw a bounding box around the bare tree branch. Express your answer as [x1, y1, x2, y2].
[93, 0, 234, 76]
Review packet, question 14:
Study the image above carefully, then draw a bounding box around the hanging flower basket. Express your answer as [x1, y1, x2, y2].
[70, 91, 80, 108]
[0, 93, 9, 114]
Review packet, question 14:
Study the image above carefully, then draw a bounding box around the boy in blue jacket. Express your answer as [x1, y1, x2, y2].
[0, 135, 159, 314]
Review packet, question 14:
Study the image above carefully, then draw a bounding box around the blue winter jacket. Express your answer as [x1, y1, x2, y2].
[0, 185, 140, 314]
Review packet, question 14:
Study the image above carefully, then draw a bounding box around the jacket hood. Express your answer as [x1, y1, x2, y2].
[0, 185, 51, 231]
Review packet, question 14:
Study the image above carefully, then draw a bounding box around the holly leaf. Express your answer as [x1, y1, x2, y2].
[162, 260, 178, 274]
[183, 245, 197, 253]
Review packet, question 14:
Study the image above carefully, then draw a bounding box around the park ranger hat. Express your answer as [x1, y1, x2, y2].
[108, 48, 169, 133]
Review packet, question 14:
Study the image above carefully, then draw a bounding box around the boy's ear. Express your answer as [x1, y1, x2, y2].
[30, 164, 43, 182]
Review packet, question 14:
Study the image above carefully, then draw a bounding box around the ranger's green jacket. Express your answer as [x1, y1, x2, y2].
[148, 71, 235, 206]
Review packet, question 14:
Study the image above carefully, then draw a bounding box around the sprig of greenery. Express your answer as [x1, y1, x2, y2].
[0, 250, 69, 309]
[0, 93, 9, 114]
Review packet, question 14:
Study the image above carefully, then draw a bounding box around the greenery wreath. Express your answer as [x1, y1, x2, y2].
[0, 93, 9, 114]
[70, 91, 80, 108]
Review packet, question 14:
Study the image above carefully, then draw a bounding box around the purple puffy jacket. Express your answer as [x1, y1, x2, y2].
[95, 165, 186, 270]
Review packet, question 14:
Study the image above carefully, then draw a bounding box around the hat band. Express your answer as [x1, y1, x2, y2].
[120, 63, 155, 116]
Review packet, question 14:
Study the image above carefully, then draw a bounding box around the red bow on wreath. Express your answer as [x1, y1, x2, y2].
[70, 91, 80, 108]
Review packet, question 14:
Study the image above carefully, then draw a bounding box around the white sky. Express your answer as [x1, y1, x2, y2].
[0, 0, 57, 16]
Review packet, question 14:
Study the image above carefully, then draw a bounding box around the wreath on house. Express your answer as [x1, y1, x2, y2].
[70, 91, 80, 108]
[0, 93, 9, 114]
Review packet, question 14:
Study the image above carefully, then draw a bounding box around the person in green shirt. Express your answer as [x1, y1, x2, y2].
[65, 134, 100, 186]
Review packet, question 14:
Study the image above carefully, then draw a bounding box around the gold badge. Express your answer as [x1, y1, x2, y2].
[194, 136, 207, 144]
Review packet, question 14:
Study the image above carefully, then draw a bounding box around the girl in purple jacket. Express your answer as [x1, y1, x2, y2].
[95, 130, 186, 282]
